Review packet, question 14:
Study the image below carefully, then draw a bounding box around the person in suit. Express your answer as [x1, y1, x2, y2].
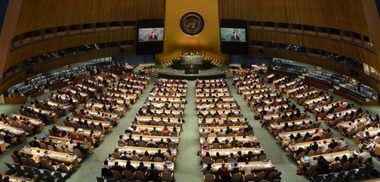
[125, 160, 136, 173]
[317, 156, 330, 174]
[149, 31, 158, 40]
[137, 161, 147, 172]
[29, 137, 41, 148]
[202, 163, 213, 174]
[216, 163, 231, 181]
[111, 161, 124, 172]
[147, 163, 160, 181]
[101, 160, 113, 178]
[231, 31, 240, 41]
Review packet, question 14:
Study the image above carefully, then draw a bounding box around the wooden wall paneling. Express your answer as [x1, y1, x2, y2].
[0, 46, 135, 93]
[360, 0, 380, 71]
[0, 0, 23, 80]
[249, 30, 377, 68]
[15, 0, 165, 35]
[219, 0, 368, 34]
[5, 27, 136, 71]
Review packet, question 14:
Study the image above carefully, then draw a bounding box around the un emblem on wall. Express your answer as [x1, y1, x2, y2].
[180, 12, 204, 35]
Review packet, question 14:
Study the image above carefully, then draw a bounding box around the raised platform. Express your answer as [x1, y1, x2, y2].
[157, 66, 227, 80]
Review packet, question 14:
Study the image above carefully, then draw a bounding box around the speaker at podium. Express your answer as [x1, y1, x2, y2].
[181, 52, 202, 74]
[185, 63, 199, 74]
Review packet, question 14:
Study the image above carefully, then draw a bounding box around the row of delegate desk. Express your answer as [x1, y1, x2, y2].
[0, 81, 79, 151]
[274, 74, 378, 179]
[233, 71, 370, 181]
[0, 72, 101, 152]
[277, 74, 380, 158]
[3, 72, 105, 179]
[276, 72, 375, 180]
[196, 79, 281, 182]
[100, 79, 187, 182]
[6, 72, 149, 180]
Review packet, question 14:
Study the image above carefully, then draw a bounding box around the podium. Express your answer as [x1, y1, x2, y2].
[185, 64, 199, 74]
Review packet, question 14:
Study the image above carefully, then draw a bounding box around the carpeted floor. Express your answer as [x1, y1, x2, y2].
[0, 78, 379, 181]
[173, 81, 203, 182]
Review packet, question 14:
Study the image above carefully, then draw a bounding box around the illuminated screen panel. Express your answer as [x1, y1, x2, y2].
[138, 28, 164, 42]
[220, 28, 246, 42]
[136, 20, 164, 55]
[220, 20, 248, 55]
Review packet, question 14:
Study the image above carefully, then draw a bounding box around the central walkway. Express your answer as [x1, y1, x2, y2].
[174, 81, 203, 182]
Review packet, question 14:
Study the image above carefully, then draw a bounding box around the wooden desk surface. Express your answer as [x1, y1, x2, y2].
[130, 124, 181, 132]
[52, 93, 79, 103]
[84, 102, 124, 112]
[203, 160, 274, 172]
[241, 88, 269, 94]
[123, 134, 179, 143]
[337, 117, 368, 129]
[304, 96, 326, 105]
[197, 92, 231, 96]
[141, 108, 183, 115]
[256, 104, 289, 113]
[46, 100, 71, 110]
[11, 114, 44, 126]
[201, 147, 263, 156]
[314, 101, 344, 112]
[26, 106, 57, 117]
[356, 128, 380, 143]
[136, 116, 182, 124]
[148, 97, 185, 103]
[20, 147, 78, 164]
[67, 88, 88, 97]
[273, 77, 286, 84]
[288, 138, 333, 151]
[200, 135, 257, 144]
[262, 98, 284, 105]
[269, 118, 311, 129]
[70, 117, 111, 128]
[84, 109, 119, 120]
[48, 135, 87, 145]
[0, 174, 33, 182]
[0, 122, 26, 135]
[278, 128, 317, 139]
[361, 127, 380, 137]
[197, 117, 245, 124]
[294, 90, 318, 99]
[105, 92, 137, 102]
[199, 125, 246, 132]
[375, 144, 380, 156]
[117, 146, 177, 156]
[146, 101, 185, 108]
[196, 96, 235, 100]
[327, 108, 357, 119]
[46, 136, 93, 153]
[286, 86, 305, 94]
[76, 84, 96, 92]
[279, 128, 316, 136]
[0, 140, 6, 152]
[56, 126, 103, 138]
[300, 150, 352, 164]
[196, 103, 238, 108]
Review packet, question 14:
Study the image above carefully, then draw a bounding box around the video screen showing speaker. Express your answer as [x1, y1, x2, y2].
[220, 20, 248, 55]
[136, 20, 164, 55]
[138, 28, 164, 42]
[221, 28, 246, 42]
